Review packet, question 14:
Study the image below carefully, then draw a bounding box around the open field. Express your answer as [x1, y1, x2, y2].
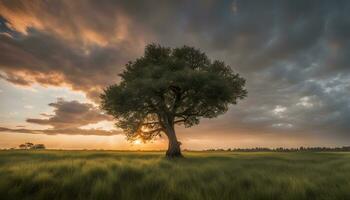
[0, 150, 350, 200]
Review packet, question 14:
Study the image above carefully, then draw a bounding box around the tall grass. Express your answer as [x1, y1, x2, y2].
[0, 150, 350, 200]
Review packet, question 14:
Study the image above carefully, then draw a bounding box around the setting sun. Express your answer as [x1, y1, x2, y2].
[133, 139, 142, 145]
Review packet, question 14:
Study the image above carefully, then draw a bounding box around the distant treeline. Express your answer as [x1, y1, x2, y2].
[18, 142, 46, 150]
[201, 146, 350, 152]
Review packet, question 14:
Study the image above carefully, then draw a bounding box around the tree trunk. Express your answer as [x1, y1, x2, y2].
[165, 125, 182, 158]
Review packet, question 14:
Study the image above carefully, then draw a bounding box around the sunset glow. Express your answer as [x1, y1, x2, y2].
[133, 139, 142, 145]
[1, 0, 350, 150]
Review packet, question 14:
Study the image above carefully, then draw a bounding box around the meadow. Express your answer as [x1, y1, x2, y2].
[0, 150, 350, 200]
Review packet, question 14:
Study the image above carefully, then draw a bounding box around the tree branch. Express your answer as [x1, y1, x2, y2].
[174, 119, 185, 124]
[140, 128, 164, 135]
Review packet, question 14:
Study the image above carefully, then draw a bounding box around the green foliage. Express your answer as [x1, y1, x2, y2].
[101, 44, 247, 142]
[1, 150, 350, 200]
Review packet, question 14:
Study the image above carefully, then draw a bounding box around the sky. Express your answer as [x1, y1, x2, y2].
[0, 0, 350, 150]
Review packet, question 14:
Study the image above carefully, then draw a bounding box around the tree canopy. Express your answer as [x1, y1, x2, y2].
[101, 44, 247, 157]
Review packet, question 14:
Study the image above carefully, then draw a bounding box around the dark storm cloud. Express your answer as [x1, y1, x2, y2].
[0, 0, 349, 140]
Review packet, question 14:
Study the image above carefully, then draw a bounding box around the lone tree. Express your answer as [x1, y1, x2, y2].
[101, 44, 247, 157]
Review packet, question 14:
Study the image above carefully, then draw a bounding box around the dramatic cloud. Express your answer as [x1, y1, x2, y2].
[0, 0, 349, 142]
[0, 28, 134, 101]
[26, 98, 112, 129]
[0, 0, 146, 101]
[0, 98, 122, 136]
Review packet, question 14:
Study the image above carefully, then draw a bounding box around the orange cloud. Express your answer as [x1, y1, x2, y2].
[0, 1, 44, 34]
[0, 0, 139, 47]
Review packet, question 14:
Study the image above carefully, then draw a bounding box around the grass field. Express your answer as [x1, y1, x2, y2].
[0, 150, 350, 200]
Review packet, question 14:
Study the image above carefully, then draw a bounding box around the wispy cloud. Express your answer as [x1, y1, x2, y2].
[0, 126, 122, 136]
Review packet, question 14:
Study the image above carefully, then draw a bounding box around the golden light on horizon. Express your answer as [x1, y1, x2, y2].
[133, 139, 142, 145]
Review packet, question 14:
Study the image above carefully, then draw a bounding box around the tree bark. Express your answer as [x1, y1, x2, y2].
[165, 125, 182, 158]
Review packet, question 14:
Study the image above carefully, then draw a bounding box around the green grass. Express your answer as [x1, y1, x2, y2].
[0, 150, 350, 200]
